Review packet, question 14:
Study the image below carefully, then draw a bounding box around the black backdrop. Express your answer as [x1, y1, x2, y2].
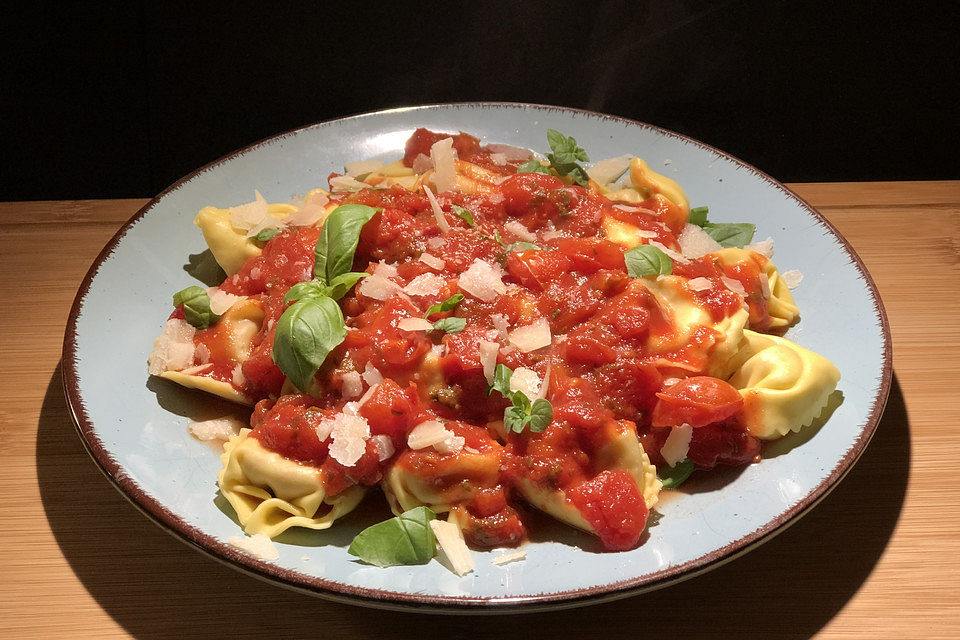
[2, 1, 956, 200]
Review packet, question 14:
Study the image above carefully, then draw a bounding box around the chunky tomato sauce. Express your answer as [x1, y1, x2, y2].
[189, 129, 772, 551]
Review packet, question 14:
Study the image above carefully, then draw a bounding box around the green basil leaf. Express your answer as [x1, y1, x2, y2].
[506, 241, 542, 253]
[528, 398, 553, 433]
[347, 506, 437, 568]
[625, 244, 674, 277]
[424, 293, 464, 319]
[505, 404, 529, 434]
[314, 204, 378, 284]
[271, 296, 347, 393]
[254, 227, 280, 243]
[552, 163, 589, 186]
[323, 271, 368, 300]
[172, 285, 220, 329]
[516, 160, 551, 175]
[451, 205, 475, 227]
[701, 222, 756, 248]
[688, 206, 709, 227]
[658, 458, 696, 489]
[284, 280, 327, 303]
[488, 363, 514, 398]
[546, 129, 590, 163]
[432, 317, 466, 334]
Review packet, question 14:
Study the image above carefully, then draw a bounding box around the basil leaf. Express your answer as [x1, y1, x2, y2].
[271, 296, 347, 393]
[701, 222, 756, 248]
[432, 317, 466, 334]
[347, 506, 437, 568]
[625, 245, 674, 277]
[545, 129, 590, 186]
[254, 227, 280, 243]
[658, 458, 696, 489]
[451, 205, 475, 227]
[504, 404, 529, 434]
[516, 160, 551, 175]
[506, 241, 541, 253]
[424, 293, 464, 319]
[323, 271, 368, 300]
[314, 204, 378, 284]
[688, 206, 709, 227]
[172, 285, 220, 329]
[489, 363, 513, 398]
[528, 398, 552, 433]
[284, 280, 327, 303]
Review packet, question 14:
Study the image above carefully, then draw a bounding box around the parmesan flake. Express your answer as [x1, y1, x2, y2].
[781, 269, 803, 289]
[508, 318, 552, 353]
[687, 277, 714, 292]
[661, 424, 693, 466]
[188, 416, 244, 442]
[207, 288, 244, 315]
[429, 137, 458, 193]
[509, 367, 542, 399]
[341, 371, 363, 399]
[228, 533, 279, 560]
[459, 259, 507, 302]
[504, 220, 536, 242]
[423, 185, 450, 234]
[147, 318, 195, 375]
[479, 341, 499, 383]
[678, 223, 723, 259]
[344, 159, 383, 177]
[430, 519, 474, 576]
[419, 252, 446, 270]
[407, 420, 450, 450]
[398, 317, 434, 332]
[402, 272, 446, 297]
[329, 175, 369, 193]
[327, 413, 371, 467]
[491, 549, 527, 565]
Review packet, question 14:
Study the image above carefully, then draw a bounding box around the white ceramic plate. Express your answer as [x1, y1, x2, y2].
[63, 103, 891, 612]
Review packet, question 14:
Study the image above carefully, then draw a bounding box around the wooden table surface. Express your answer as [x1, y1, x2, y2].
[2, 181, 958, 639]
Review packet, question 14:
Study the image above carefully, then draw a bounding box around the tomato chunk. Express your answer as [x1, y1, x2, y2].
[567, 469, 649, 551]
[651, 376, 744, 428]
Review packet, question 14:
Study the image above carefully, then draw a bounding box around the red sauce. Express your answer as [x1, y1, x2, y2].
[204, 128, 776, 550]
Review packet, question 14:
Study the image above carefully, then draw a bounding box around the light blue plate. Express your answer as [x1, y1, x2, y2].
[63, 103, 891, 612]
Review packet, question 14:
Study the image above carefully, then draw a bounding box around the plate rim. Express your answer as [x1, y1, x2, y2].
[60, 101, 893, 612]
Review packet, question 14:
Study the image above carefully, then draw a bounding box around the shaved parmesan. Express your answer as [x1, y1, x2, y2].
[407, 420, 450, 450]
[403, 272, 446, 297]
[434, 434, 465, 455]
[412, 153, 433, 174]
[189, 417, 244, 442]
[614, 203, 657, 215]
[422, 185, 450, 234]
[479, 341, 499, 383]
[229, 190, 271, 235]
[283, 200, 328, 227]
[430, 519, 474, 576]
[662, 377, 681, 387]
[782, 269, 803, 289]
[485, 143, 533, 162]
[179, 363, 213, 376]
[398, 317, 434, 332]
[504, 220, 536, 242]
[426, 236, 447, 250]
[509, 318, 552, 353]
[587, 155, 631, 186]
[489, 152, 507, 165]
[207, 288, 244, 315]
[419, 252, 446, 270]
[329, 175, 369, 193]
[430, 137, 458, 193]
[459, 259, 507, 302]
[344, 159, 383, 177]
[361, 363, 383, 387]
[678, 223, 723, 259]
[687, 277, 713, 292]
[744, 237, 775, 258]
[195, 343, 211, 364]
[358, 273, 400, 301]
[228, 533, 279, 560]
[759, 273, 772, 299]
[509, 367, 541, 399]
[650, 241, 689, 264]
[341, 371, 363, 399]
[491, 549, 527, 565]
[327, 413, 371, 467]
[147, 318, 195, 375]
[371, 434, 395, 461]
[661, 424, 693, 466]
[232, 364, 245, 388]
[490, 314, 510, 341]
[356, 383, 379, 409]
[721, 275, 748, 297]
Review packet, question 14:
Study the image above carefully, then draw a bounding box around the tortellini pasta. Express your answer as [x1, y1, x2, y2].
[727, 330, 841, 439]
[515, 422, 661, 535]
[218, 429, 365, 537]
[711, 248, 800, 329]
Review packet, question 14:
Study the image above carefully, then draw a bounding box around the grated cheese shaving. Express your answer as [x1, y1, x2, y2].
[422, 185, 450, 234]
[491, 549, 527, 565]
[504, 220, 536, 242]
[509, 367, 542, 399]
[398, 317, 434, 332]
[147, 318, 196, 375]
[361, 363, 383, 387]
[587, 155, 631, 186]
[407, 420, 450, 450]
[371, 434, 395, 461]
[687, 277, 713, 292]
[207, 287, 244, 315]
[412, 153, 433, 174]
[508, 318, 552, 353]
[489, 152, 507, 166]
[720, 275, 748, 297]
[430, 519, 474, 576]
[402, 272, 446, 297]
[661, 423, 693, 467]
[781, 269, 803, 289]
[429, 137, 458, 193]
[188, 416, 244, 442]
[744, 237, 775, 258]
[678, 223, 723, 259]
[344, 159, 383, 177]
[228, 533, 279, 560]
[459, 259, 507, 302]
[479, 341, 499, 383]
[419, 252, 446, 270]
[194, 343, 211, 364]
[232, 364, 245, 388]
[329, 175, 369, 193]
[327, 413, 371, 467]
[434, 434, 465, 455]
[341, 371, 363, 399]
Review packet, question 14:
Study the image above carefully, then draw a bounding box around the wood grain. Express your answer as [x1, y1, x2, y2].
[1, 182, 957, 639]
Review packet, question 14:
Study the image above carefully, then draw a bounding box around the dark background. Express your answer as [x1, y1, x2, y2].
[2, 1, 955, 201]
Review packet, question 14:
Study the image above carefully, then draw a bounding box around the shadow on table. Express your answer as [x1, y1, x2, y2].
[38, 365, 910, 640]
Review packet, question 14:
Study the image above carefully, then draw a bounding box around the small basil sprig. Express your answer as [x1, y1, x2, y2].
[687, 205, 756, 248]
[314, 204, 379, 283]
[173, 286, 220, 329]
[516, 160, 551, 175]
[545, 129, 590, 186]
[432, 317, 467, 334]
[254, 227, 280, 243]
[347, 506, 437, 567]
[488, 364, 553, 434]
[658, 458, 696, 489]
[625, 245, 673, 277]
[451, 205, 475, 227]
[271, 296, 347, 393]
[492, 230, 541, 253]
[285, 272, 369, 303]
[424, 293, 464, 319]
[423, 294, 466, 334]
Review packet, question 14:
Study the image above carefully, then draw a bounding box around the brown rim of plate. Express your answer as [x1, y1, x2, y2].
[60, 101, 893, 614]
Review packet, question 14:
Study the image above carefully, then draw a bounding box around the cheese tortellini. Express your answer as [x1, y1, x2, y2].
[711, 248, 800, 329]
[727, 330, 841, 439]
[218, 429, 365, 537]
[516, 422, 661, 535]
